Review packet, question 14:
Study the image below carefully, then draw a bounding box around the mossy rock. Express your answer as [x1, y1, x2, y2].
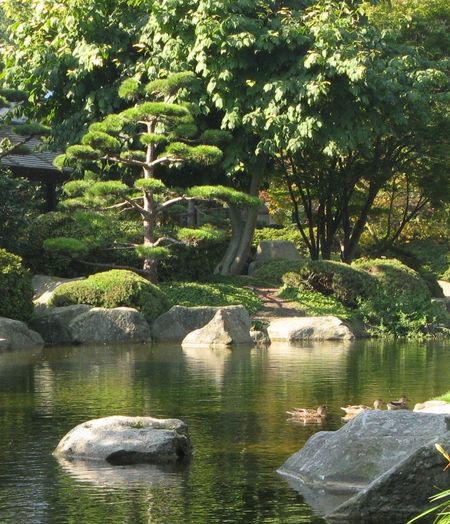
[0, 249, 33, 321]
[50, 270, 170, 323]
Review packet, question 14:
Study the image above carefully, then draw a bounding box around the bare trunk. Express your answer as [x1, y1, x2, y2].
[215, 154, 267, 275]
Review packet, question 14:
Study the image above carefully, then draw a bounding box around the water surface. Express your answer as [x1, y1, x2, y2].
[0, 339, 449, 523]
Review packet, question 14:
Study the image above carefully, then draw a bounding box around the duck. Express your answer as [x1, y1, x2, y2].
[340, 399, 384, 417]
[387, 396, 409, 410]
[286, 405, 327, 422]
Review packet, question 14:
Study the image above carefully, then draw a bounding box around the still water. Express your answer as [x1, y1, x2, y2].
[0, 339, 449, 524]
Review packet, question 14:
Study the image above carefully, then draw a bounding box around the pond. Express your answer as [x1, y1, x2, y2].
[0, 339, 449, 523]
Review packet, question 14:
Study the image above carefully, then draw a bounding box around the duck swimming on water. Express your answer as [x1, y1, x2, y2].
[387, 396, 409, 410]
[340, 399, 384, 417]
[286, 405, 328, 422]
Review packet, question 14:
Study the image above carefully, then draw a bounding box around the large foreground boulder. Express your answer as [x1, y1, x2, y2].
[30, 305, 92, 345]
[68, 307, 151, 344]
[278, 411, 450, 523]
[0, 317, 44, 350]
[267, 316, 355, 341]
[53, 416, 192, 465]
[182, 308, 253, 348]
[152, 305, 249, 343]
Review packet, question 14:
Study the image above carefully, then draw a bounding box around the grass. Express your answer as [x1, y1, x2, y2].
[436, 391, 450, 402]
[159, 280, 262, 315]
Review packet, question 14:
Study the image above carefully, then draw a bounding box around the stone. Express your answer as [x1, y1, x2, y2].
[0, 317, 44, 350]
[68, 307, 151, 344]
[29, 305, 92, 345]
[267, 316, 355, 341]
[414, 400, 450, 414]
[249, 329, 270, 346]
[153, 305, 247, 343]
[182, 307, 253, 348]
[32, 274, 84, 311]
[278, 411, 450, 523]
[248, 240, 302, 274]
[53, 415, 192, 465]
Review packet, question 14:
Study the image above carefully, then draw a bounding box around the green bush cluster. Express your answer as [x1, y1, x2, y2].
[280, 258, 447, 337]
[251, 260, 303, 286]
[399, 240, 450, 280]
[283, 259, 375, 307]
[50, 270, 170, 323]
[0, 249, 33, 321]
[354, 258, 442, 337]
[159, 281, 262, 315]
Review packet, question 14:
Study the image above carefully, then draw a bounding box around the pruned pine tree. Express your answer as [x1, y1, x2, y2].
[54, 73, 256, 281]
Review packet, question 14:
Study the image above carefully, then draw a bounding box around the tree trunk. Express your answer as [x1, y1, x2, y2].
[215, 154, 267, 275]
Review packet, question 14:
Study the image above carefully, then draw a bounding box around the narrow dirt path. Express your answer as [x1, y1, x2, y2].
[252, 287, 304, 320]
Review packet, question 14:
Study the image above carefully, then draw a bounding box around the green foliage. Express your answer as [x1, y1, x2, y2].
[86, 181, 129, 198]
[177, 225, 225, 243]
[354, 258, 442, 337]
[135, 245, 170, 260]
[188, 185, 261, 208]
[159, 281, 261, 314]
[139, 133, 167, 146]
[251, 260, 303, 287]
[13, 123, 51, 136]
[253, 227, 309, 255]
[121, 102, 188, 121]
[0, 170, 39, 252]
[199, 130, 232, 146]
[43, 237, 90, 258]
[400, 240, 450, 280]
[0, 248, 33, 321]
[145, 72, 196, 97]
[280, 286, 352, 320]
[82, 131, 121, 152]
[63, 180, 93, 197]
[66, 144, 100, 161]
[134, 178, 167, 193]
[118, 78, 141, 101]
[285, 260, 376, 308]
[50, 270, 170, 323]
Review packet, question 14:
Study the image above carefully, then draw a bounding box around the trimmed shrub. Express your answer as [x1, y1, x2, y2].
[50, 270, 170, 323]
[354, 258, 442, 337]
[159, 281, 262, 315]
[280, 286, 351, 319]
[283, 260, 376, 308]
[251, 260, 303, 286]
[0, 249, 33, 321]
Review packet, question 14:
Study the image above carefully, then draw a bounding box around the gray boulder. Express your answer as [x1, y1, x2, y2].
[278, 411, 450, 523]
[32, 274, 84, 311]
[267, 316, 355, 341]
[182, 307, 253, 348]
[153, 305, 248, 343]
[248, 240, 302, 274]
[53, 415, 192, 465]
[0, 317, 44, 350]
[30, 305, 92, 345]
[69, 307, 151, 344]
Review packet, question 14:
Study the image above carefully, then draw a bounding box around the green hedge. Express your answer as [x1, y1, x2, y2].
[50, 270, 170, 323]
[280, 258, 447, 337]
[251, 260, 303, 286]
[353, 258, 443, 337]
[159, 281, 262, 315]
[0, 249, 33, 321]
[282, 259, 376, 308]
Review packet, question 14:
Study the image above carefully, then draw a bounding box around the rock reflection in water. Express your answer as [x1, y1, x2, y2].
[55, 456, 188, 489]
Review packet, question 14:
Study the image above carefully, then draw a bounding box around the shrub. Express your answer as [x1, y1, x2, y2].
[283, 259, 376, 308]
[159, 281, 262, 315]
[251, 260, 304, 286]
[354, 258, 442, 337]
[0, 249, 33, 321]
[50, 270, 170, 323]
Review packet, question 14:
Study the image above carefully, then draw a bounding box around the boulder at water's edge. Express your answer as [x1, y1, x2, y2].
[278, 411, 450, 523]
[53, 415, 192, 465]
